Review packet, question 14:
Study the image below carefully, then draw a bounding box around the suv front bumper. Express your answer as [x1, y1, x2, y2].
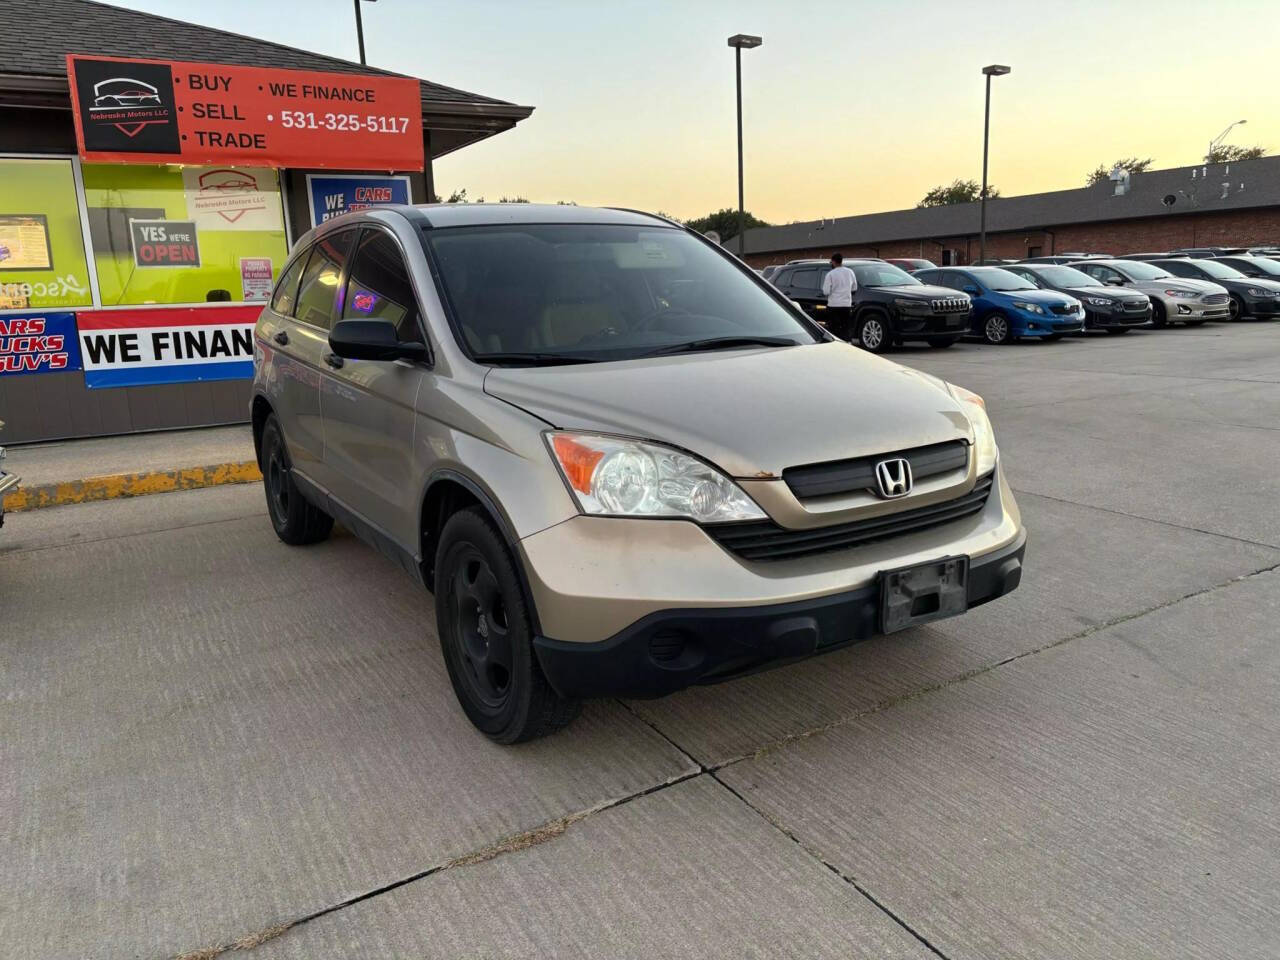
[521, 461, 1024, 698]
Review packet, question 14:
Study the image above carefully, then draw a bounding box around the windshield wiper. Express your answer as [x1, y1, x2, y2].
[639, 336, 800, 357]
[471, 352, 602, 366]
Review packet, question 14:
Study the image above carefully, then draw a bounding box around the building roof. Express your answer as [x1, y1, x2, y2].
[738, 155, 1280, 256]
[0, 0, 533, 153]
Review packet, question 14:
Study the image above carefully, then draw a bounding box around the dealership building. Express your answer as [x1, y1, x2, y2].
[0, 0, 532, 443]
[734, 156, 1280, 269]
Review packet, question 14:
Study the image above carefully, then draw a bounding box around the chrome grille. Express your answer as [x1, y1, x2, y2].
[1122, 299, 1148, 311]
[1203, 293, 1229, 304]
[930, 298, 970, 314]
[709, 474, 995, 562]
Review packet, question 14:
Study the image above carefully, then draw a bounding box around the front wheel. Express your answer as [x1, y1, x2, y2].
[1150, 301, 1168, 327]
[981, 312, 1011, 345]
[435, 507, 581, 743]
[260, 414, 333, 546]
[855, 313, 889, 353]
[1229, 294, 1244, 321]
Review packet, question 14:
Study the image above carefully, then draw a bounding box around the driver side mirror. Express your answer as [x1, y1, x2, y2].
[329, 319, 427, 363]
[1104, 277, 1125, 286]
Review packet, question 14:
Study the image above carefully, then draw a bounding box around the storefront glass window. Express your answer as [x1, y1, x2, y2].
[0, 157, 94, 310]
[82, 163, 289, 306]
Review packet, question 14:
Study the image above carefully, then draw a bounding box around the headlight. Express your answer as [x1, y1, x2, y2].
[1164, 289, 1197, 299]
[1084, 296, 1114, 307]
[1011, 301, 1045, 314]
[1246, 287, 1278, 297]
[948, 385, 998, 476]
[893, 298, 931, 314]
[547, 432, 766, 523]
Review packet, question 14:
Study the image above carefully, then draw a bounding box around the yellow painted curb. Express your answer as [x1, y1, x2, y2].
[2, 460, 262, 512]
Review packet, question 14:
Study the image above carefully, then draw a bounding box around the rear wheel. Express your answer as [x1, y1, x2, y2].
[855, 313, 889, 353]
[981, 312, 1011, 345]
[435, 507, 581, 743]
[260, 415, 333, 546]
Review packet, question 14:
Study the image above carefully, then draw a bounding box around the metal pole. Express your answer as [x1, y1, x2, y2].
[979, 73, 991, 264]
[355, 0, 367, 65]
[736, 46, 745, 253]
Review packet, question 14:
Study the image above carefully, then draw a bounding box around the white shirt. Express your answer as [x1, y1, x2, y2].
[822, 265, 857, 307]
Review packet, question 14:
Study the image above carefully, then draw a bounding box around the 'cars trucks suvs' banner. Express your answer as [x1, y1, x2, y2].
[76, 305, 260, 389]
[66, 55, 424, 171]
[0, 312, 82, 376]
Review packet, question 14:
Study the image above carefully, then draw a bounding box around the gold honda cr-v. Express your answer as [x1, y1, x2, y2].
[252, 204, 1026, 743]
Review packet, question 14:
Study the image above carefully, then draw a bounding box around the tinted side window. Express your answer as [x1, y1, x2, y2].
[791, 268, 820, 291]
[270, 252, 308, 316]
[938, 271, 967, 290]
[294, 230, 356, 331]
[1161, 261, 1193, 278]
[773, 269, 793, 287]
[343, 228, 423, 343]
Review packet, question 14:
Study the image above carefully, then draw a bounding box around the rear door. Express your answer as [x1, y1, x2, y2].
[318, 225, 426, 550]
[785, 267, 826, 319]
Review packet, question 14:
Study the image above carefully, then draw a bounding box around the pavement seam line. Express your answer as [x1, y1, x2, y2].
[708, 558, 1280, 771]
[708, 773, 953, 960]
[3, 460, 262, 512]
[1012, 487, 1280, 551]
[167, 768, 704, 960]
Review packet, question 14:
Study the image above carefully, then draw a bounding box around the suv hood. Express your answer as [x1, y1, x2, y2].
[878, 283, 969, 301]
[484, 341, 974, 478]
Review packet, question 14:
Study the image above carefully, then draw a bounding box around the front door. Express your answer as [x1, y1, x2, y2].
[318, 226, 425, 552]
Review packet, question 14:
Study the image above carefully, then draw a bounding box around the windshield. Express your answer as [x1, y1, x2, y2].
[852, 263, 920, 287]
[979, 268, 1037, 291]
[1189, 259, 1246, 279]
[1115, 261, 1172, 280]
[423, 223, 818, 362]
[1037, 265, 1100, 287]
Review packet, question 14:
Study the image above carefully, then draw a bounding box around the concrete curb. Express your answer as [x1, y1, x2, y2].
[2, 460, 262, 512]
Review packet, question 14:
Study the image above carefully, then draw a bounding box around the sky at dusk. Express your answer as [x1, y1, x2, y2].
[116, 0, 1279, 224]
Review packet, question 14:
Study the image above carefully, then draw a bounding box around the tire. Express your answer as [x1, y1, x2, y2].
[1104, 326, 1131, 335]
[926, 336, 959, 348]
[854, 313, 889, 353]
[1229, 294, 1244, 321]
[981, 311, 1012, 345]
[260, 414, 334, 546]
[435, 507, 581, 743]
[1150, 301, 1168, 327]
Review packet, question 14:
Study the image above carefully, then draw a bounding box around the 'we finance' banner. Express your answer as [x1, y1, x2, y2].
[77, 306, 260, 389]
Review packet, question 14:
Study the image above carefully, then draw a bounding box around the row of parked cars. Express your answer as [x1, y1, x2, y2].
[760, 247, 1280, 352]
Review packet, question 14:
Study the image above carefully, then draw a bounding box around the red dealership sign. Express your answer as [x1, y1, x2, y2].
[66, 54, 424, 171]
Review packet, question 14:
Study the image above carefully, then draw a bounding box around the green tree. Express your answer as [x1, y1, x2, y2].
[1207, 144, 1266, 163]
[683, 207, 770, 242]
[917, 179, 998, 207]
[1086, 157, 1154, 185]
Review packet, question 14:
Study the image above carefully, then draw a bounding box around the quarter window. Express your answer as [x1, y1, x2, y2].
[270, 252, 308, 317]
[293, 229, 356, 331]
[342, 229, 423, 344]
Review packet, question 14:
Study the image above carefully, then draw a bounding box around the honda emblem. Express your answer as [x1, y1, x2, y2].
[874, 458, 913, 499]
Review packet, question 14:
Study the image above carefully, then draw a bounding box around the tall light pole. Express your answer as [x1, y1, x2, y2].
[354, 0, 378, 65]
[979, 64, 1011, 265]
[727, 34, 762, 255]
[1207, 119, 1247, 162]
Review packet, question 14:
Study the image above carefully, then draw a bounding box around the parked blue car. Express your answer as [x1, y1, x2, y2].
[914, 266, 1085, 344]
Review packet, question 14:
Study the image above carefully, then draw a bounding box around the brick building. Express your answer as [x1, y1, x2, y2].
[735, 157, 1280, 268]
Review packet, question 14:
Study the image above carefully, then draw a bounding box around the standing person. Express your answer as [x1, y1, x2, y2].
[821, 252, 857, 339]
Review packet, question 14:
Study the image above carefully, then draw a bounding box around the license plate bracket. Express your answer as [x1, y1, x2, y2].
[879, 555, 970, 634]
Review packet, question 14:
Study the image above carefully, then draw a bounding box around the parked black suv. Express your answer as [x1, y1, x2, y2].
[770, 259, 971, 352]
[1004, 263, 1151, 333]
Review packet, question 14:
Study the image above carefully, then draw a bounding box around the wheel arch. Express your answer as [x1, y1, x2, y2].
[251, 393, 274, 469]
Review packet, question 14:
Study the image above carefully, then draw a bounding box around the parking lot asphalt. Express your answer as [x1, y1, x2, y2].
[3, 322, 1279, 959]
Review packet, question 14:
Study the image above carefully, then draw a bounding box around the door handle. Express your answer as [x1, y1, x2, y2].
[273, 331, 289, 346]
[323, 352, 344, 369]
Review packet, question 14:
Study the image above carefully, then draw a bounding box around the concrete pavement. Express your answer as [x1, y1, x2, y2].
[2, 323, 1279, 959]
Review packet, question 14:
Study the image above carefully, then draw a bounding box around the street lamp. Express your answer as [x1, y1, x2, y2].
[979, 64, 1011, 265]
[354, 0, 378, 65]
[727, 34, 763, 255]
[1208, 119, 1247, 162]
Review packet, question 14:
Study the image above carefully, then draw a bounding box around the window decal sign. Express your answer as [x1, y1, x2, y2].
[0, 215, 54, 271]
[306, 174, 412, 226]
[0, 312, 82, 376]
[76, 305, 260, 388]
[68, 55, 425, 171]
[129, 219, 200, 268]
[182, 167, 282, 231]
[240, 258, 274, 301]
